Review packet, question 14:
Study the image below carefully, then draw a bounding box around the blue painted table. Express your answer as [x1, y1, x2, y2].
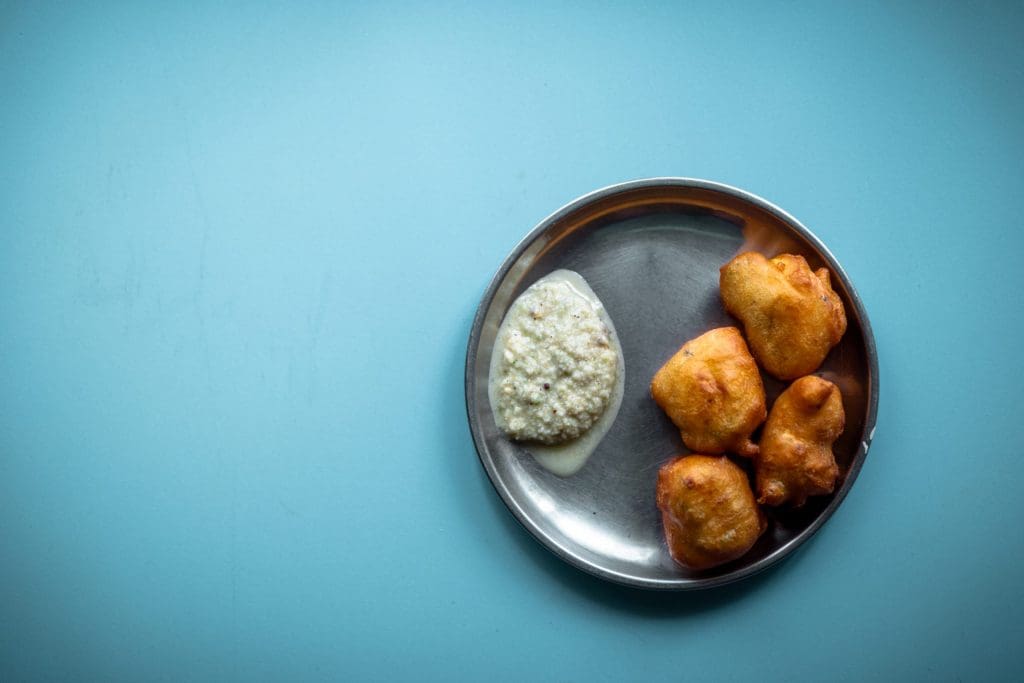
[3, 3, 1022, 680]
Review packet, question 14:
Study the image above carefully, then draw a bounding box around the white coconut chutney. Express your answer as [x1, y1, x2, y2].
[488, 269, 625, 476]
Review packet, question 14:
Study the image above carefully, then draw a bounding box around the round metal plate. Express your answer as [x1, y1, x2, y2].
[465, 178, 879, 590]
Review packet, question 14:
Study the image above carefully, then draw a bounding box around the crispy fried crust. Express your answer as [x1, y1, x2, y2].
[656, 455, 766, 570]
[720, 252, 847, 380]
[756, 375, 845, 506]
[650, 327, 766, 457]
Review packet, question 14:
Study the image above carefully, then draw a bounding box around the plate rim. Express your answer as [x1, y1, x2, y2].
[464, 177, 880, 591]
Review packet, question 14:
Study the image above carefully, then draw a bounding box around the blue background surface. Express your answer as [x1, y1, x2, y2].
[2, 2, 1023, 680]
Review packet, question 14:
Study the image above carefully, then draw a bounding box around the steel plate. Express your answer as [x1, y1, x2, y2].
[465, 178, 879, 590]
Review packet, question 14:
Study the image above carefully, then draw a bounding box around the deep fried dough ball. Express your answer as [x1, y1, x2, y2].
[757, 375, 845, 506]
[656, 455, 766, 570]
[720, 252, 847, 380]
[650, 327, 766, 457]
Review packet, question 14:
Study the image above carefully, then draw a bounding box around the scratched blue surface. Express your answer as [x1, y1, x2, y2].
[2, 2, 1023, 680]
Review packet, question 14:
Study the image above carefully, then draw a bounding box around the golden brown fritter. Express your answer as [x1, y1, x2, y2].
[757, 375, 845, 506]
[720, 252, 847, 380]
[650, 327, 766, 457]
[656, 455, 766, 570]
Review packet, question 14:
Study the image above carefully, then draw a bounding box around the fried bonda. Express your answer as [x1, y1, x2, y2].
[656, 455, 766, 570]
[650, 327, 766, 457]
[720, 252, 847, 380]
[757, 375, 845, 506]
